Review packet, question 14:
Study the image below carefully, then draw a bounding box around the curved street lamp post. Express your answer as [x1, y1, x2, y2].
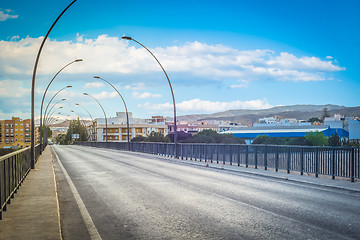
[93, 76, 130, 150]
[83, 93, 108, 146]
[122, 36, 178, 157]
[75, 103, 96, 141]
[31, 0, 78, 168]
[39, 59, 82, 151]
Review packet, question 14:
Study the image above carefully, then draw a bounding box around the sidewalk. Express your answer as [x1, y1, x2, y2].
[0, 146, 61, 240]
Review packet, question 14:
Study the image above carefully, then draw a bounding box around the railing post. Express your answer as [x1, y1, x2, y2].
[229, 145, 233, 165]
[204, 144, 207, 162]
[254, 146, 258, 169]
[216, 145, 219, 164]
[245, 145, 249, 168]
[315, 148, 319, 178]
[351, 148, 355, 182]
[223, 145, 226, 165]
[237, 145, 240, 166]
[275, 147, 279, 172]
[332, 148, 336, 180]
[287, 147, 291, 174]
[264, 146, 267, 170]
[300, 148, 304, 175]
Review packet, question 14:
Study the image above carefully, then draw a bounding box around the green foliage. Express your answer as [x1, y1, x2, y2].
[342, 139, 360, 147]
[305, 131, 328, 146]
[57, 119, 88, 145]
[131, 136, 147, 142]
[252, 135, 311, 146]
[0, 148, 16, 157]
[182, 129, 245, 144]
[38, 125, 53, 138]
[131, 131, 170, 142]
[308, 117, 321, 123]
[328, 131, 341, 147]
[321, 107, 330, 122]
[147, 131, 171, 142]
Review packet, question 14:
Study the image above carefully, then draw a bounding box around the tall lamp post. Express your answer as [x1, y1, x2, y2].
[75, 103, 96, 141]
[31, 0, 78, 169]
[39, 59, 82, 152]
[44, 100, 66, 125]
[93, 76, 130, 150]
[83, 93, 108, 146]
[122, 36, 178, 157]
[43, 86, 71, 127]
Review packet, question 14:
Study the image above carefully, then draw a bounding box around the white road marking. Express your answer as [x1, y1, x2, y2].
[52, 147, 102, 240]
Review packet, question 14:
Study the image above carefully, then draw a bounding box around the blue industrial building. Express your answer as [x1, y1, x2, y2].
[221, 125, 349, 144]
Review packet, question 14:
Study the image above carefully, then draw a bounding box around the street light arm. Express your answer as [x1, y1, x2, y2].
[123, 36, 177, 156]
[31, 0, 78, 169]
[43, 86, 70, 124]
[40, 59, 82, 131]
[94, 76, 130, 148]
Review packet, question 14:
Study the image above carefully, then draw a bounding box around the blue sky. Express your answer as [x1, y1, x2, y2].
[0, 0, 359, 122]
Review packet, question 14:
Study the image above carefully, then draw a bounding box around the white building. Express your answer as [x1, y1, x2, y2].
[94, 112, 168, 142]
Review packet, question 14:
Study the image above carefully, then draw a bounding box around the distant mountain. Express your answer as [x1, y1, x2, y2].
[178, 104, 359, 125]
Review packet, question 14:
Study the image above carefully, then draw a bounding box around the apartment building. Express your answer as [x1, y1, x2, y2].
[0, 117, 32, 149]
[95, 112, 168, 142]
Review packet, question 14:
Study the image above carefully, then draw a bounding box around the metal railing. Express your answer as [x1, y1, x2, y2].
[74, 142, 360, 182]
[0, 144, 41, 220]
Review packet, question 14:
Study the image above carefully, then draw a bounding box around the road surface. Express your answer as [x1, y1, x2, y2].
[52, 145, 360, 240]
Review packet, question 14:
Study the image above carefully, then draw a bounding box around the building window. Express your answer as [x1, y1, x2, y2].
[21, 139, 23, 141]
[26, 124, 29, 127]
[10, 129, 13, 133]
[15, 139, 18, 141]
[6, 129, 9, 133]
[10, 139, 13, 143]
[5, 124, 9, 127]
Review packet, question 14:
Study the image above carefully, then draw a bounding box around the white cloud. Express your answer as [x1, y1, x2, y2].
[124, 82, 146, 90]
[84, 82, 105, 88]
[0, 35, 344, 84]
[230, 80, 249, 88]
[0, 9, 18, 21]
[0, 80, 29, 98]
[132, 91, 162, 99]
[92, 91, 118, 100]
[140, 98, 272, 114]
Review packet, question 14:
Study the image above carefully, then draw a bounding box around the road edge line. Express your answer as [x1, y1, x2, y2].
[52, 147, 102, 240]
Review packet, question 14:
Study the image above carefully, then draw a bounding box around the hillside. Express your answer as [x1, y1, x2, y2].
[178, 104, 359, 125]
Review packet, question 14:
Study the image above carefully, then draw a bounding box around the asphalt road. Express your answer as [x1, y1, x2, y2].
[52, 145, 360, 240]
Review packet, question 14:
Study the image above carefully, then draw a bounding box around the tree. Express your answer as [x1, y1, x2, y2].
[308, 117, 321, 123]
[168, 131, 193, 143]
[131, 136, 147, 142]
[321, 107, 330, 122]
[328, 131, 341, 147]
[38, 125, 53, 138]
[60, 119, 88, 145]
[147, 131, 170, 142]
[305, 131, 328, 146]
[183, 129, 245, 144]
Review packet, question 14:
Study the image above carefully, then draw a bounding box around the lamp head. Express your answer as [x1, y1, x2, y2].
[75, 59, 83, 62]
[122, 36, 132, 40]
[71, 110, 74, 112]
[61, 98, 66, 101]
[75, 103, 79, 105]
[83, 93, 88, 96]
[60, 107, 63, 109]
[66, 85, 72, 88]
[93, 76, 100, 79]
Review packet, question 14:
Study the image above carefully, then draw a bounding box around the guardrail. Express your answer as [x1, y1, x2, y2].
[0, 144, 41, 220]
[74, 142, 360, 182]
